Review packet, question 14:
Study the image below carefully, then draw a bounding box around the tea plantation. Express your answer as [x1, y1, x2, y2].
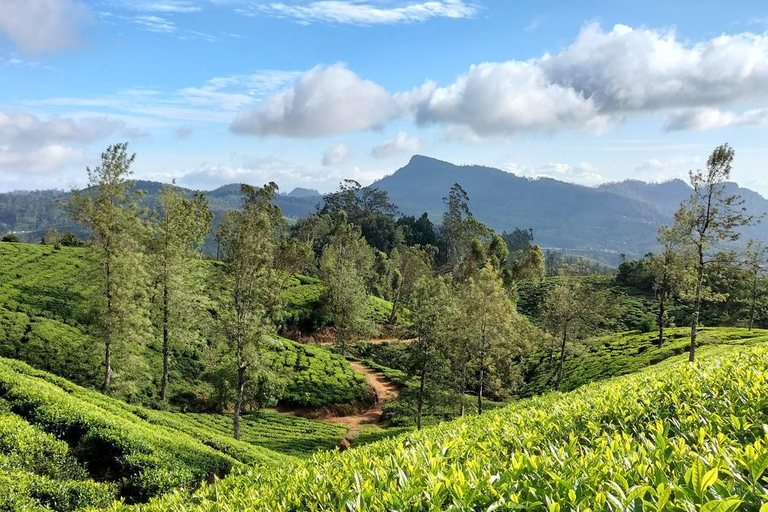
[115, 342, 768, 511]
[0, 356, 349, 510]
[0, 243, 371, 408]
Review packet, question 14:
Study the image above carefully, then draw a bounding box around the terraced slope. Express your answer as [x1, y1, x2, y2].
[0, 242, 371, 408]
[115, 342, 768, 511]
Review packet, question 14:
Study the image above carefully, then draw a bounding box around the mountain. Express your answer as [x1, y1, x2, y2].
[369, 155, 768, 260]
[3, 155, 767, 261]
[287, 187, 322, 198]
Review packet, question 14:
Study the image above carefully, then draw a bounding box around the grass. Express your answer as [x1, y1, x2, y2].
[109, 340, 768, 511]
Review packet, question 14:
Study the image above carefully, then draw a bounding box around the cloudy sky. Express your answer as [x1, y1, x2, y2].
[1, 0, 768, 194]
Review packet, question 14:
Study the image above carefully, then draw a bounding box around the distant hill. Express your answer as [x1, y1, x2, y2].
[369, 155, 768, 260]
[0, 182, 319, 250]
[2, 155, 767, 260]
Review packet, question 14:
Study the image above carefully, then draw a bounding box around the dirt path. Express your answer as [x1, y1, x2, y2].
[325, 362, 399, 447]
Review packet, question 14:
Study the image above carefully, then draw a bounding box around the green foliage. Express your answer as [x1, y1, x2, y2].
[112, 341, 768, 511]
[519, 326, 768, 397]
[273, 337, 372, 407]
[0, 243, 371, 410]
[0, 357, 286, 508]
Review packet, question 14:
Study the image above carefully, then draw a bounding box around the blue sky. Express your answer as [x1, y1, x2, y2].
[1, 0, 768, 195]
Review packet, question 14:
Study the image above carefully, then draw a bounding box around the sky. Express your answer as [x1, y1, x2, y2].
[1, 0, 768, 195]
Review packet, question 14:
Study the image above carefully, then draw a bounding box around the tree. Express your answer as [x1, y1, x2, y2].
[67, 142, 151, 395]
[502, 228, 534, 254]
[441, 183, 489, 272]
[319, 219, 375, 355]
[319, 180, 401, 253]
[397, 213, 438, 248]
[1, 234, 20, 243]
[668, 144, 755, 361]
[648, 228, 694, 345]
[217, 183, 284, 440]
[744, 240, 768, 331]
[542, 278, 617, 390]
[407, 275, 457, 429]
[459, 265, 527, 414]
[149, 184, 213, 402]
[387, 246, 433, 325]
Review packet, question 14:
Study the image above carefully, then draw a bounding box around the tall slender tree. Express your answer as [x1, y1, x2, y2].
[408, 275, 457, 429]
[542, 278, 617, 390]
[459, 265, 525, 414]
[149, 184, 213, 402]
[218, 183, 283, 440]
[669, 144, 755, 361]
[67, 143, 151, 395]
[744, 240, 768, 331]
[649, 227, 694, 346]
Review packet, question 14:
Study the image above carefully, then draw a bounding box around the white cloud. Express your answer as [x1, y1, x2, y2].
[322, 143, 351, 166]
[664, 107, 768, 131]
[134, 15, 177, 32]
[400, 23, 768, 137]
[371, 131, 420, 158]
[506, 161, 604, 185]
[0, 110, 129, 185]
[400, 62, 609, 137]
[122, 0, 202, 13]
[0, 110, 125, 148]
[26, 70, 302, 124]
[0, 145, 84, 174]
[633, 156, 701, 181]
[0, 0, 90, 53]
[245, 0, 478, 25]
[230, 63, 399, 138]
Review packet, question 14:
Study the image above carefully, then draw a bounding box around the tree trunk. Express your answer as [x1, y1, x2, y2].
[102, 256, 113, 395]
[459, 362, 468, 417]
[690, 254, 705, 362]
[657, 290, 666, 346]
[749, 271, 758, 331]
[102, 340, 112, 395]
[555, 328, 567, 390]
[233, 364, 246, 440]
[160, 281, 170, 402]
[477, 338, 485, 415]
[416, 366, 426, 430]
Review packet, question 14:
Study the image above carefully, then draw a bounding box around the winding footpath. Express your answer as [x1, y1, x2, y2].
[326, 361, 399, 447]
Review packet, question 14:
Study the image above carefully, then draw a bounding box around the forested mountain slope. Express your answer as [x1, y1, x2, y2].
[370, 155, 768, 259]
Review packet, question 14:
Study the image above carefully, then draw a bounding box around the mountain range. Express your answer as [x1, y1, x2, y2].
[2, 155, 767, 262]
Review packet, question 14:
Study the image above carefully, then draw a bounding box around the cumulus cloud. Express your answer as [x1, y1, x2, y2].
[0, 110, 127, 183]
[371, 131, 421, 158]
[230, 64, 399, 138]
[0, 0, 90, 53]
[322, 143, 351, 166]
[400, 23, 768, 137]
[245, 0, 478, 25]
[506, 162, 604, 185]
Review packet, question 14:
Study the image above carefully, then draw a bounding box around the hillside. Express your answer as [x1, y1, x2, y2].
[0, 183, 318, 250]
[0, 242, 372, 409]
[108, 341, 768, 510]
[370, 155, 768, 260]
[0, 356, 349, 510]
